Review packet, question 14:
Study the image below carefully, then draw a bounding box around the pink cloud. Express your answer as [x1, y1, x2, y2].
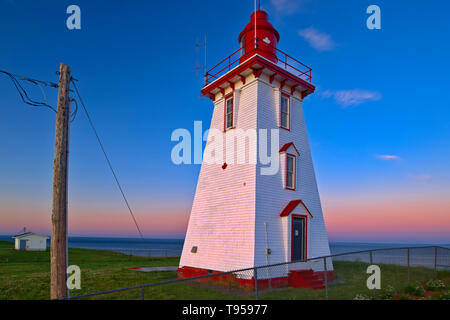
[323, 193, 450, 243]
[376, 154, 400, 160]
[409, 174, 432, 181]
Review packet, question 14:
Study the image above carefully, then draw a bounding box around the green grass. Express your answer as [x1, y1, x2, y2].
[259, 261, 449, 300]
[1, 240, 246, 300]
[0, 240, 448, 300]
[0, 240, 240, 300]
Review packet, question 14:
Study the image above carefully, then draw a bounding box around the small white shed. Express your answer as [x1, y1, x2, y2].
[13, 232, 48, 251]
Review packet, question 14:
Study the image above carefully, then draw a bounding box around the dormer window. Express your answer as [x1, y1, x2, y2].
[280, 94, 290, 130]
[225, 95, 234, 130]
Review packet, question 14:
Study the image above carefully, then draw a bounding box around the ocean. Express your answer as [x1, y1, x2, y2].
[1, 235, 448, 259]
[0, 235, 184, 257]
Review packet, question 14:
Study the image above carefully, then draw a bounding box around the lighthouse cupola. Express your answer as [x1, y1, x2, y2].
[201, 8, 314, 100]
[238, 10, 280, 63]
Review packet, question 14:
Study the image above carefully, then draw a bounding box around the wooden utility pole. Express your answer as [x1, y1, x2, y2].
[50, 63, 71, 300]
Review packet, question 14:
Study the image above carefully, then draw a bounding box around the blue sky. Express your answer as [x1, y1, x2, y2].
[0, 0, 449, 242]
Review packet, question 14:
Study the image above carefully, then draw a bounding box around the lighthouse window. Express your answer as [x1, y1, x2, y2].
[280, 94, 290, 130]
[240, 35, 245, 56]
[225, 96, 234, 130]
[286, 154, 296, 190]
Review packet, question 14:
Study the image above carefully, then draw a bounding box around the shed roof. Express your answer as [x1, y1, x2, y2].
[12, 232, 49, 239]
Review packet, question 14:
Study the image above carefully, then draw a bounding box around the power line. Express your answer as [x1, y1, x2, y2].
[71, 79, 145, 241]
[1, 68, 145, 240]
[1, 69, 80, 121]
[0, 70, 58, 112]
[10, 72, 59, 89]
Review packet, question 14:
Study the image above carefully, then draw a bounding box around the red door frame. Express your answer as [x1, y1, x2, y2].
[291, 214, 308, 261]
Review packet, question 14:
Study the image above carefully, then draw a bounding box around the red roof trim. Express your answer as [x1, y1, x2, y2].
[280, 200, 313, 218]
[279, 142, 300, 155]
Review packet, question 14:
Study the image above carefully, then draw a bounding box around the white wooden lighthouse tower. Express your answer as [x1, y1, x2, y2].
[179, 9, 333, 287]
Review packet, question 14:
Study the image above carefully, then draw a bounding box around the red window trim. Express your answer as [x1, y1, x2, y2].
[291, 214, 308, 262]
[224, 93, 234, 131]
[280, 93, 290, 131]
[285, 153, 296, 191]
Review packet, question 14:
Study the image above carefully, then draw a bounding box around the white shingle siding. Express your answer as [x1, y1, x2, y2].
[180, 79, 258, 272]
[255, 77, 332, 275]
[180, 73, 332, 275]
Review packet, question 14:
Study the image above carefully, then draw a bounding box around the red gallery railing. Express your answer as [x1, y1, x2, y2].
[205, 41, 312, 85]
[205, 47, 244, 85]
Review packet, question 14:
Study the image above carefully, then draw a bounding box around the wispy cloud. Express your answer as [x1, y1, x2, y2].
[298, 27, 335, 52]
[409, 174, 432, 181]
[321, 89, 382, 107]
[376, 155, 401, 161]
[271, 0, 308, 15]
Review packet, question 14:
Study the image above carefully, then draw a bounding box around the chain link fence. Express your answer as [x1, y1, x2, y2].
[64, 245, 449, 300]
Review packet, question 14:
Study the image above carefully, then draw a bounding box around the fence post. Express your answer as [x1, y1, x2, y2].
[140, 287, 145, 300]
[407, 248, 410, 284]
[434, 246, 437, 276]
[254, 268, 259, 300]
[369, 250, 376, 299]
[323, 257, 328, 300]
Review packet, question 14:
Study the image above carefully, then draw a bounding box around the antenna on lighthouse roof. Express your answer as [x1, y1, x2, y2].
[196, 35, 207, 86]
[254, 0, 257, 49]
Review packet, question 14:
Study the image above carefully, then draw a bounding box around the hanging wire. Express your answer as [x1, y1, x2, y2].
[69, 97, 78, 122]
[71, 79, 145, 241]
[13, 72, 59, 89]
[1, 68, 145, 240]
[0, 70, 58, 112]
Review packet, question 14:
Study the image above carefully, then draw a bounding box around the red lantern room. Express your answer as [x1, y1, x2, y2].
[201, 7, 314, 101]
[238, 10, 280, 63]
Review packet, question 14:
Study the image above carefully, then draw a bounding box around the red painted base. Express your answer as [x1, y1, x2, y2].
[178, 266, 334, 290]
[289, 270, 334, 289]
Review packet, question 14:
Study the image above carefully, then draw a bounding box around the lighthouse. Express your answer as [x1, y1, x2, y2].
[179, 9, 333, 288]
